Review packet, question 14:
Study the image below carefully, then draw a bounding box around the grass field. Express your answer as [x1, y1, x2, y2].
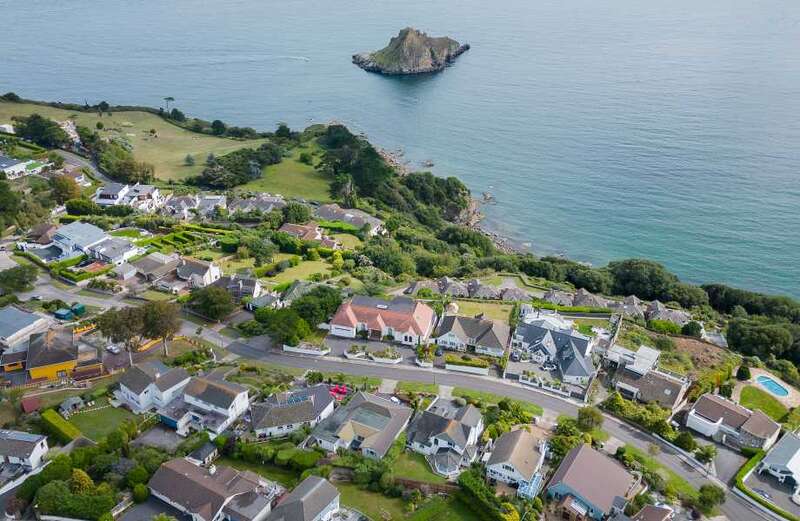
[262, 259, 330, 285]
[238, 145, 333, 202]
[622, 445, 699, 503]
[140, 289, 174, 302]
[740, 385, 788, 421]
[219, 255, 256, 275]
[0, 102, 269, 181]
[68, 398, 137, 441]
[394, 452, 446, 484]
[337, 483, 406, 520]
[396, 381, 439, 395]
[453, 300, 514, 321]
[110, 228, 144, 238]
[218, 457, 300, 488]
[453, 388, 543, 416]
[330, 233, 362, 250]
[409, 497, 481, 521]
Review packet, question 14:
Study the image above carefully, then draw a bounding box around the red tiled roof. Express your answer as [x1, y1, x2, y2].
[331, 297, 436, 337]
[20, 396, 41, 414]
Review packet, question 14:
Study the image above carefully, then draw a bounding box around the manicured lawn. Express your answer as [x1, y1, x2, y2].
[330, 233, 362, 250]
[262, 259, 330, 285]
[409, 496, 482, 521]
[453, 300, 513, 322]
[740, 385, 788, 421]
[573, 318, 610, 336]
[218, 457, 300, 488]
[193, 248, 225, 260]
[68, 398, 137, 441]
[453, 388, 543, 416]
[336, 483, 406, 520]
[622, 445, 699, 503]
[0, 101, 268, 181]
[238, 146, 333, 202]
[396, 381, 438, 395]
[110, 228, 143, 238]
[394, 452, 446, 484]
[219, 256, 256, 275]
[141, 289, 174, 302]
[319, 372, 381, 391]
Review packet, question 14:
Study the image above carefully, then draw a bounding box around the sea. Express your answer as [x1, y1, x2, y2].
[2, 0, 799, 297]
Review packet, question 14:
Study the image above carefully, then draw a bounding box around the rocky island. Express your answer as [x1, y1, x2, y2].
[353, 27, 470, 75]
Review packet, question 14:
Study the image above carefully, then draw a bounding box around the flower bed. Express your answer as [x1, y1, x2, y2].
[283, 343, 330, 356]
[344, 345, 367, 359]
[369, 348, 403, 364]
[445, 354, 491, 375]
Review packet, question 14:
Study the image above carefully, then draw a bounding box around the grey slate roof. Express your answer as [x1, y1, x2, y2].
[0, 306, 44, 341]
[0, 155, 23, 170]
[487, 428, 542, 481]
[177, 258, 214, 280]
[267, 476, 339, 521]
[515, 322, 594, 378]
[435, 315, 510, 352]
[762, 433, 800, 473]
[615, 368, 687, 409]
[54, 221, 108, 249]
[120, 361, 190, 394]
[406, 404, 481, 450]
[90, 236, 136, 261]
[314, 203, 382, 230]
[185, 377, 247, 409]
[0, 430, 45, 458]
[251, 385, 334, 430]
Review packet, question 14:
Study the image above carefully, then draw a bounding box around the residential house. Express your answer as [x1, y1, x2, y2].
[686, 394, 781, 451]
[59, 165, 90, 187]
[310, 392, 412, 459]
[281, 281, 329, 306]
[645, 301, 691, 326]
[0, 154, 44, 179]
[604, 345, 689, 412]
[542, 290, 574, 307]
[500, 287, 530, 301]
[437, 277, 469, 298]
[116, 360, 191, 413]
[406, 402, 483, 477]
[177, 258, 222, 288]
[115, 262, 137, 281]
[573, 288, 611, 309]
[266, 476, 339, 521]
[229, 194, 284, 215]
[133, 251, 181, 282]
[187, 442, 219, 467]
[246, 293, 283, 312]
[546, 444, 639, 521]
[404, 279, 440, 296]
[0, 306, 49, 349]
[278, 223, 340, 250]
[758, 432, 800, 498]
[164, 194, 200, 220]
[512, 320, 596, 386]
[467, 279, 501, 300]
[51, 221, 108, 259]
[160, 377, 249, 438]
[25, 329, 78, 381]
[251, 385, 335, 439]
[315, 203, 384, 236]
[213, 274, 263, 303]
[93, 182, 131, 206]
[149, 458, 281, 521]
[433, 315, 510, 358]
[89, 236, 142, 265]
[0, 430, 48, 470]
[197, 195, 228, 217]
[329, 296, 437, 346]
[486, 428, 547, 499]
[94, 182, 164, 212]
[608, 295, 645, 320]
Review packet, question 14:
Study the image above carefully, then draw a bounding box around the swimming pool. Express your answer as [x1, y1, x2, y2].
[756, 375, 789, 397]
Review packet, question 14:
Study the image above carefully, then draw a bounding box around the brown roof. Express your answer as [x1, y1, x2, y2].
[548, 444, 636, 514]
[487, 428, 542, 480]
[741, 410, 781, 440]
[632, 505, 673, 521]
[692, 394, 753, 430]
[148, 459, 265, 521]
[616, 368, 687, 409]
[26, 329, 77, 369]
[331, 296, 436, 337]
[20, 396, 41, 413]
[279, 222, 321, 242]
[185, 377, 247, 409]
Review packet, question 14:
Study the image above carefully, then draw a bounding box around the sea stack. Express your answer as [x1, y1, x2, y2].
[353, 27, 470, 75]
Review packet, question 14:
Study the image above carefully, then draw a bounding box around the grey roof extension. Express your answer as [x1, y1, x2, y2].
[436, 315, 509, 352]
[251, 385, 334, 430]
[267, 476, 338, 521]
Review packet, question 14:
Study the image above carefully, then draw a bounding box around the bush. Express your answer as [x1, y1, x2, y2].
[681, 321, 703, 337]
[132, 483, 149, 503]
[674, 431, 697, 452]
[736, 364, 751, 381]
[41, 409, 82, 443]
[647, 319, 682, 335]
[444, 354, 490, 368]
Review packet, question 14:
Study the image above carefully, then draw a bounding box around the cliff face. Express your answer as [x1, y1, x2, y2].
[353, 28, 469, 75]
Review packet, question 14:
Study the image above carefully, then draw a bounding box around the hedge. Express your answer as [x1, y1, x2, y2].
[13, 251, 47, 268]
[58, 265, 113, 282]
[445, 354, 490, 368]
[317, 220, 361, 234]
[531, 298, 610, 314]
[734, 450, 800, 521]
[41, 409, 82, 443]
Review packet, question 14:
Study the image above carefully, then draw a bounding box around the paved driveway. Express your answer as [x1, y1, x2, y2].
[131, 425, 183, 453]
[745, 469, 800, 516]
[714, 444, 748, 484]
[120, 496, 185, 521]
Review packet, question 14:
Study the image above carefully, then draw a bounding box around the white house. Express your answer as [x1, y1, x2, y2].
[0, 155, 45, 180]
[88, 236, 142, 265]
[116, 361, 191, 413]
[329, 296, 437, 346]
[0, 306, 50, 349]
[164, 377, 249, 437]
[512, 317, 595, 386]
[251, 385, 335, 439]
[51, 221, 108, 259]
[177, 258, 222, 288]
[406, 402, 484, 477]
[686, 394, 781, 451]
[0, 430, 48, 470]
[486, 428, 547, 499]
[266, 476, 339, 521]
[94, 182, 164, 212]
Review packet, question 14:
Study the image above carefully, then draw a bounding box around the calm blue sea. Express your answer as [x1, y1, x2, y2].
[2, 0, 800, 296]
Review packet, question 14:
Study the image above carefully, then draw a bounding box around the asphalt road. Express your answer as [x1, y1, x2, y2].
[228, 340, 769, 521]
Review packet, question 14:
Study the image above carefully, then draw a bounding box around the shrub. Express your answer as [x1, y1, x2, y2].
[647, 319, 682, 335]
[736, 364, 751, 381]
[681, 321, 703, 337]
[132, 483, 149, 503]
[444, 354, 490, 368]
[41, 409, 82, 443]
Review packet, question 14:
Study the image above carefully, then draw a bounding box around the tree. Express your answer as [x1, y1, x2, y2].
[681, 321, 703, 337]
[190, 286, 235, 321]
[47, 151, 65, 169]
[0, 264, 37, 293]
[96, 121, 104, 130]
[576, 406, 604, 432]
[206, 153, 216, 166]
[141, 301, 182, 356]
[184, 154, 195, 166]
[275, 123, 292, 139]
[254, 308, 310, 346]
[211, 120, 226, 135]
[696, 484, 726, 514]
[163, 96, 174, 112]
[674, 431, 697, 452]
[51, 176, 81, 203]
[65, 198, 102, 215]
[694, 444, 717, 465]
[70, 468, 94, 494]
[96, 307, 144, 365]
[736, 364, 752, 381]
[282, 202, 311, 224]
[12, 114, 69, 147]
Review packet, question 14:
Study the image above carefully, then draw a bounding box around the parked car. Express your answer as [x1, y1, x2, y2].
[435, 347, 443, 357]
[510, 352, 520, 362]
[30, 295, 42, 301]
[542, 363, 557, 371]
[106, 345, 121, 355]
[753, 489, 772, 501]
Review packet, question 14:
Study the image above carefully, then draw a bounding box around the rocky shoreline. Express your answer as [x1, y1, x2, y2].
[353, 43, 470, 75]
[353, 28, 470, 75]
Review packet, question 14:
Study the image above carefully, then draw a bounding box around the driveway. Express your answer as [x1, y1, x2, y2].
[131, 425, 184, 453]
[745, 469, 800, 516]
[714, 444, 748, 485]
[119, 496, 185, 521]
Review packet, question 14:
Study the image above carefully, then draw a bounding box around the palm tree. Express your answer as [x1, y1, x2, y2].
[163, 96, 175, 112]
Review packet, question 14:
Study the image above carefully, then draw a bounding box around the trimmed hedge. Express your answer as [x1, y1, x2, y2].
[530, 298, 610, 313]
[445, 354, 490, 368]
[41, 409, 82, 443]
[734, 450, 800, 521]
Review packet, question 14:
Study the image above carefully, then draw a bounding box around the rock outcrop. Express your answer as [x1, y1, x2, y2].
[353, 27, 469, 75]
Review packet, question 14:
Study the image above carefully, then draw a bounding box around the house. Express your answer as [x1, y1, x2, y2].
[160, 377, 249, 438]
[406, 402, 483, 477]
[25, 329, 78, 381]
[645, 301, 691, 326]
[187, 442, 219, 467]
[177, 258, 222, 288]
[27, 223, 58, 245]
[59, 396, 85, 415]
[330, 296, 437, 346]
[267, 476, 339, 521]
[486, 428, 546, 498]
[512, 320, 596, 386]
[315, 203, 383, 236]
[433, 315, 510, 358]
[251, 385, 335, 439]
[94, 182, 131, 206]
[0, 430, 48, 470]
[246, 293, 283, 312]
[573, 288, 610, 309]
[437, 277, 469, 298]
[0, 306, 49, 349]
[20, 396, 41, 414]
[149, 458, 281, 521]
[197, 195, 228, 217]
[404, 279, 440, 296]
[59, 165, 90, 187]
[278, 223, 340, 250]
[213, 274, 263, 302]
[467, 279, 502, 300]
[116, 360, 191, 413]
[604, 345, 660, 376]
[608, 295, 645, 320]
[89, 236, 142, 265]
[547, 444, 639, 521]
[133, 251, 181, 282]
[229, 194, 284, 215]
[543, 290, 574, 307]
[613, 368, 689, 412]
[164, 194, 199, 220]
[758, 432, 800, 497]
[282, 281, 332, 306]
[52, 221, 109, 259]
[0, 155, 42, 179]
[94, 182, 164, 212]
[686, 394, 781, 451]
[310, 392, 412, 459]
[500, 287, 530, 302]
